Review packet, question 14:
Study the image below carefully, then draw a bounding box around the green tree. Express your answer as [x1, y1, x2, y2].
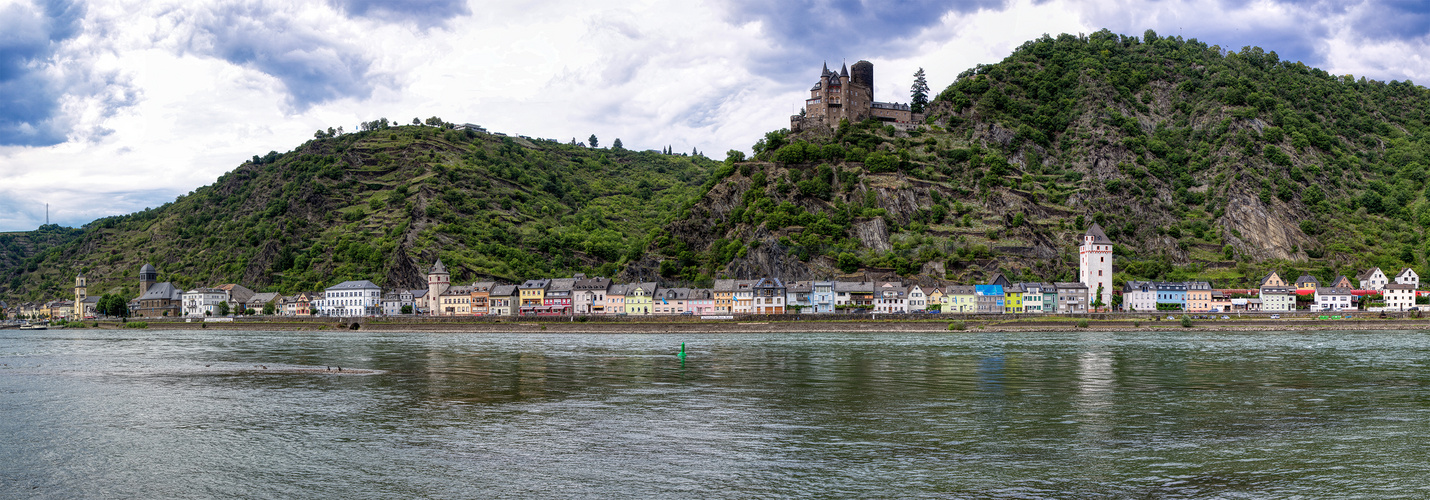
[412, 117, 422, 125]
[401, 305, 413, 315]
[910, 67, 930, 114]
[1092, 284, 1105, 310]
[724, 150, 745, 164]
[613, 138, 623, 150]
[588, 134, 599, 148]
[838, 252, 860, 273]
[262, 302, 275, 315]
[216, 301, 230, 316]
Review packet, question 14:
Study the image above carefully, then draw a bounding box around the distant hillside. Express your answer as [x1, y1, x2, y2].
[1, 125, 717, 300]
[640, 29, 1430, 288]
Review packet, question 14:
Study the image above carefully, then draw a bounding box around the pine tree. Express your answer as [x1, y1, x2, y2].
[589, 134, 599, 148]
[910, 67, 930, 114]
[613, 138, 623, 150]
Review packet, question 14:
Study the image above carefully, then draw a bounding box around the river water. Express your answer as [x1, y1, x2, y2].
[2, 329, 1429, 498]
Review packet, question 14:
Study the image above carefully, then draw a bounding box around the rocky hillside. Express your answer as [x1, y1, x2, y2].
[1, 125, 717, 301]
[642, 29, 1430, 288]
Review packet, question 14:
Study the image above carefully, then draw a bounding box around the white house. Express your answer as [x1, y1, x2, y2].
[907, 285, 926, 311]
[1357, 267, 1389, 291]
[322, 280, 383, 317]
[182, 288, 229, 317]
[1384, 283, 1417, 311]
[874, 283, 908, 313]
[1313, 287, 1353, 312]
[1124, 281, 1156, 312]
[1394, 268, 1420, 289]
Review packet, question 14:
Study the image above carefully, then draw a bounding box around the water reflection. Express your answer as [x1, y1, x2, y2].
[3, 329, 1430, 498]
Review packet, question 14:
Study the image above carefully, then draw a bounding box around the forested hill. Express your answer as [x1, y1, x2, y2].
[1, 125, 717, 300]
[640, 29, 1430, 288]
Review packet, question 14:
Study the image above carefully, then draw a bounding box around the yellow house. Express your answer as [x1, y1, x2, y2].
[625, 282, 658, 315]
[519, 279, 550, 316]
[1004, 284, 1023, 314]
[438, 285, 473, 316]
[946, 285, 977, 313]
[712, 279, 735, 313]
[926, 288, 944, 313]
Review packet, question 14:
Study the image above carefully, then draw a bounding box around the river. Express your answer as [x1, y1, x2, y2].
[2, 329, 1429, 498]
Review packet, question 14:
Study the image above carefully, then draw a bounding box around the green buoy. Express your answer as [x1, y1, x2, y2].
[677, 342, 686, 359]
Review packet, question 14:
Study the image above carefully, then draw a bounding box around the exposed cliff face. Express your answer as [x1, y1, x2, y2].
[653, 31, 1430, 287]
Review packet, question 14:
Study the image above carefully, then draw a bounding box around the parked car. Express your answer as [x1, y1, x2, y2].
[1270, 314, 1281, 319]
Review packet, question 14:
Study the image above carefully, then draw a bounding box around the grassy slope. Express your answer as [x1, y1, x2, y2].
[1, 126, 716, 301]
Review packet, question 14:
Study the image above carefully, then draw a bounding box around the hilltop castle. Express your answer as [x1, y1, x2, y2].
[790, 60, 923, 132]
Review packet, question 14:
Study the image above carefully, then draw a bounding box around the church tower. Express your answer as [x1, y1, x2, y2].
[139, 263, 157, 294]
[1079, 224, 1114, 310]
[427, 259, 450, 316]
[74, 272, 88, 319]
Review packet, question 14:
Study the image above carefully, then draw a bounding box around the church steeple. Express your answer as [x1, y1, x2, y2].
[840, 62, 849, 77]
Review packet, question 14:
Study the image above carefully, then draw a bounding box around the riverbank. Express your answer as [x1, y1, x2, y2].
[23, 315, 1430, 333]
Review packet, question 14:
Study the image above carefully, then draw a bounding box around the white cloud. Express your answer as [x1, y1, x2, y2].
[4, 0, 1430, 231]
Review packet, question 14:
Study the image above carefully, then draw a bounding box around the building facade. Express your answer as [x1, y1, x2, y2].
[1079, 224, 1115, 309]
[790, 60, 923, 132]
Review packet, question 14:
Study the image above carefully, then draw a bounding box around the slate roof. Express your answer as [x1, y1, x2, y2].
[1355, 267, 1382, 281]
[429, 259, 448, 275]
[137, 282, 183, 301]
[834, 281, 876, 293]
[325, 281, 379, 291]
[1084, 223, 1113, 244]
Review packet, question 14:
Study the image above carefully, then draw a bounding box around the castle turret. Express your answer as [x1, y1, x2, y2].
[850, 60, 873, 91]
[1079, 223, 1115, 310]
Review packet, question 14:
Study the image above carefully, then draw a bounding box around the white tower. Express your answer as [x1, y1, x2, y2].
[427, 259, 450, 316]
[1079, 223, 1114, 310]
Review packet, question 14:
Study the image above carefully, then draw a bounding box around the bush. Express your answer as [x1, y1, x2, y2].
[1076, 319, 1089, 328]
[948, 321, 967, 331]
[124, 322, 148, 329]
[1181, 315, 1192, 328]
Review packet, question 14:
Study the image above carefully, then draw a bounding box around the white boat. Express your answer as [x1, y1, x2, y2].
[19, 322, 47, 330]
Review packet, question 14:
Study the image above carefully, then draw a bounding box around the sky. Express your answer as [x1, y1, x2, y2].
[3, 0, 1430, 231]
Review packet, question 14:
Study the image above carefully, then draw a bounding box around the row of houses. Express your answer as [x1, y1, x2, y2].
[11, 225, 1423, 319]
[417, 267, 1101, 317]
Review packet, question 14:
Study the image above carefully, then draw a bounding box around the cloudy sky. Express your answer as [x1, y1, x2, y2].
[3, 0, 1429, 231]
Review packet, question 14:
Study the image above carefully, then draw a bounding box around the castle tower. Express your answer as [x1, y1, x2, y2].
[74, 272, 87, 319]
[1079, 223, 1114, 310]
[427, 259, 450, 316]
[139, 263, 157, 294]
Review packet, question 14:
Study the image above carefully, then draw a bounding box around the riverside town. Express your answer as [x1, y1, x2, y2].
[12, 224, 1427, 322]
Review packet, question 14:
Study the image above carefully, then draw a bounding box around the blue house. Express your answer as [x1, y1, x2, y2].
[1155, 282, 1188, 310]
[812, 281, 835, 313]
